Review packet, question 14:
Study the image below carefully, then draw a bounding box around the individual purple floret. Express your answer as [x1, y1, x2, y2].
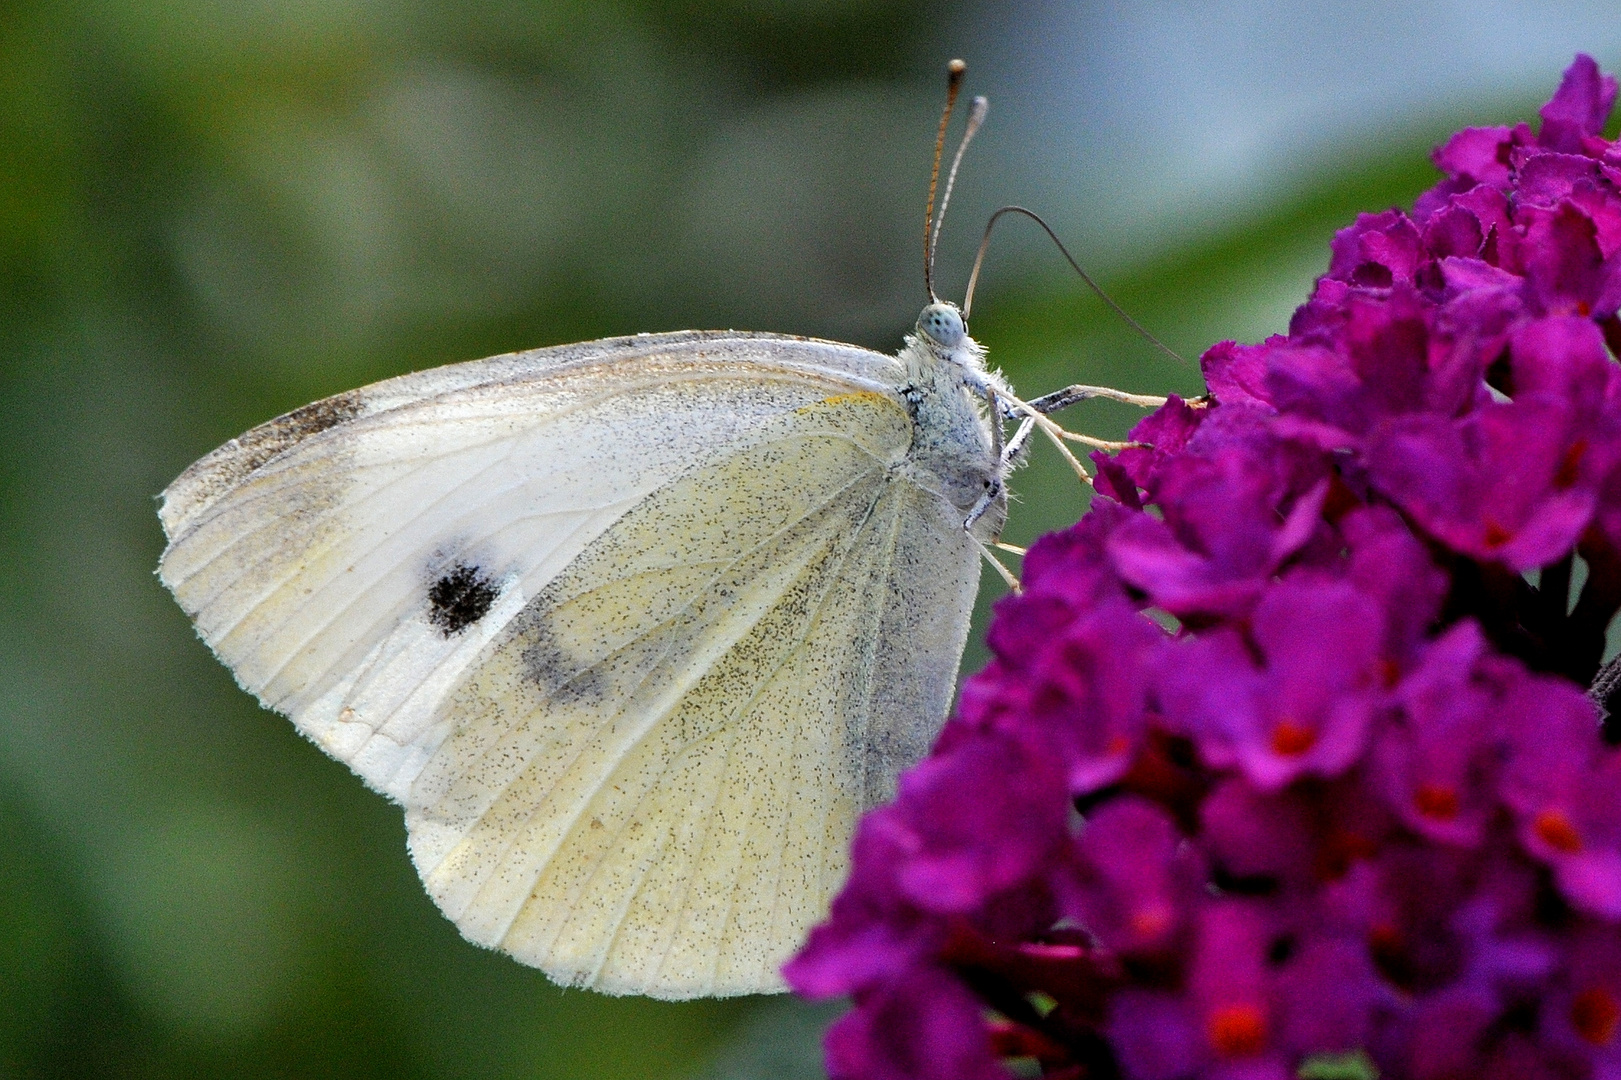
[787, 55, 1621, 1080]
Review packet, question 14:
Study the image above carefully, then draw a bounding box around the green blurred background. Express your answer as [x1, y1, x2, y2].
[0, 2, 1616, 1076]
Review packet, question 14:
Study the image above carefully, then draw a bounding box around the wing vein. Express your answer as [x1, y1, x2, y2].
[703, 482, 903, 987]
[644, 479, 897, 991]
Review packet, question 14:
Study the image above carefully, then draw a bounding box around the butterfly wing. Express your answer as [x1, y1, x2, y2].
[158, 332, 987, 998]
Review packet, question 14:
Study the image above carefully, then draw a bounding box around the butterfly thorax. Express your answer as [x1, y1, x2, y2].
[895, 304, 1006, 536]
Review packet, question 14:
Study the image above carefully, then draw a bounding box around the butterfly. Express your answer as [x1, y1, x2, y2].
[158, 298, 1022, 998]
[155, 62, 1158, 999]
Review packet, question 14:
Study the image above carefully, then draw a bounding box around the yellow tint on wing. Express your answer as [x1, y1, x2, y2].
[810, 390, 892, 410]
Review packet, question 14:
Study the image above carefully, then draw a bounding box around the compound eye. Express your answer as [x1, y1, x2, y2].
[917, 303, 965, 348]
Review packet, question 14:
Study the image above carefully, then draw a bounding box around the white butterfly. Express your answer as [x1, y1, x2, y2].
[157, 304, 1017, 999]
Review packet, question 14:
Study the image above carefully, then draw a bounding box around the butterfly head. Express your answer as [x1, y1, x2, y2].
[916, 302, 966, 350]
[909, 300, 999, 396]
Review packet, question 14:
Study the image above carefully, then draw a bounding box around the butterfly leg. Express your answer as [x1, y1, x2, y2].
[962, 383, 1176, 592]
[961, 383, 1023, 531]
[963, 411, 1035, 530]
[1025, 384, 1169, 414]
[966, 528, 1021, 593]
[963, 478, 1002, 533]
[1001, 414, 1036, 470]
[957, 383, 1021, 591]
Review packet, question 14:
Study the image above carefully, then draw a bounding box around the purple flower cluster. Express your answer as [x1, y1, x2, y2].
[787, 57, 1621, 1080]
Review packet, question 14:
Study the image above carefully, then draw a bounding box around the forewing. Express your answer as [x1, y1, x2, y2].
[402, 392, 984, 998]
[158, 332, 902, 802]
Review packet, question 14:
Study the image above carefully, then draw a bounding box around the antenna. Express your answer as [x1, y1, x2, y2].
[962, 205, 1189, 367]
[923, 59, 967, 303]
[928, 95, 988, 302]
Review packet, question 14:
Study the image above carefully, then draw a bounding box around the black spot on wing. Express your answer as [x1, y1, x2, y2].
[427, 563, 499, 636]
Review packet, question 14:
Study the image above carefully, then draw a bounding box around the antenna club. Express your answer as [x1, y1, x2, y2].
[948, 58, 966, 79]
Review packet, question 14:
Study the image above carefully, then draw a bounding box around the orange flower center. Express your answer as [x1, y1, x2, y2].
[1207, 1003, 1269, 1058]
[1368, 923, 1402, 958]
[1315, 829, 1378, 880]
[1413, 782, 1460, 820]
[1128, 903, 1174, 940]
[1534, 808, 1583, 853]
[1573, 987, 1621, 1046]
[1555, 438, 1589, 490]
[1377, 658, 1402, 689]
[1269, 719, 1317, 756]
